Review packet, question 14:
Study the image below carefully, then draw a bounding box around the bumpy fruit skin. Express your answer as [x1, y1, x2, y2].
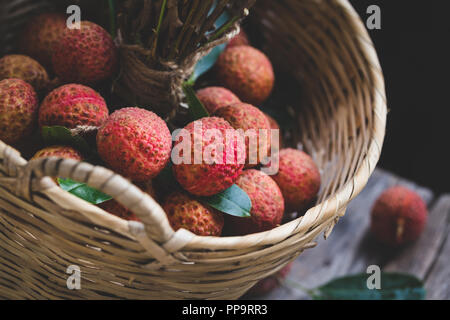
[216, 45, 274, 105]
[163, 192, 224, 236]
[272, 149, 321, 213]
[0, 55, 49, 92]
[19, 13, 67, 69]
[39, 84, 109, 129]
[0, 79, 38, 145]
[97, 108, 172, 182]
[99, 182, 157, 222]
[196, 87, 241, 114]
[52, 21, 118, 85]
[228, 169, 284, 235]
[214, 103, 271, 167]
[31, 145, 83, 184]
[371, 186, 428, 247]
[172, 117, 246, 196]
[31, 145, 83, 161]
[227, 29, 250, 48]
[246, 263, 293, 297]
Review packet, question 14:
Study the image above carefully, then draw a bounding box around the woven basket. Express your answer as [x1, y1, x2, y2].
[0, 0, 386, 299]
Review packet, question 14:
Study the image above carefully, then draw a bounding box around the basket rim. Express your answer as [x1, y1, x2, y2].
[0, 0, 387, 254]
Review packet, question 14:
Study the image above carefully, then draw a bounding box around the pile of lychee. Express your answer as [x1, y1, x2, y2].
[0, 15, 322, 240]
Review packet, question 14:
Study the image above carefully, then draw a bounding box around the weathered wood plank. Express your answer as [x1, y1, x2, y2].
[260, 168, 435, 300]
[424, 195, 450, 300]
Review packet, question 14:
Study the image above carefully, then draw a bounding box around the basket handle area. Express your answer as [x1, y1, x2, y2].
[0, 141, 176, 246]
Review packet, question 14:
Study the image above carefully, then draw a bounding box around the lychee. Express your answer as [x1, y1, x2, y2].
[19, 12, 67, 70]
[52, 21, 118, 85]
[31, 145, 83, 184]
[227, 169, 284, 235]
[271, 148, 321, 213]
[0, 79, 39, 145]
[216, 45, 274, 105]
[0, 55, 49, 92]
[227, 29, 250, 48]
[172, 117, 246, 196]
[371, 186, 428, 247]
[31, 145, 83, 162]
[163, 192, 224, 236]
[97, 107, 172, 182]
[196, 87, 240, 114]
[99, 181, 157, 222]
[39, 84, 109, 129]
[246, 263, 293, 297]
[214, 103, 271, 167]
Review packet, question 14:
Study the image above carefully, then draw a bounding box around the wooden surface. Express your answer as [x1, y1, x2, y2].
[259, 168, 450, 300]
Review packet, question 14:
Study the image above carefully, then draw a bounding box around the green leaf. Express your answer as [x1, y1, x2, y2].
[203, 185, 252, 218]
[313, 272, 426, 300]
[57, 178, 112, 205]
[182, 83, 210, 120]
[41, 126, 93, 157]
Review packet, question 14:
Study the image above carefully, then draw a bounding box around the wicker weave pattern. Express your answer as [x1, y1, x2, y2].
[0, 0, 386, 299]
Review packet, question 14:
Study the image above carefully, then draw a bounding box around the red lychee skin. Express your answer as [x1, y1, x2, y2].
[0, 79, 39, 145]
[0, 55, 49, 92]
[196, 87, 241, 114]
[99, 182, 157, 222]
[172, 117, 246, 196]
[97, 107, 172, 182]
[246, 263, 293, 297]
[227, 169, 285, 235]
[31, 145, 83, 184]
[271, 148, 321, 213]
[214, 103, 271, 167]
[31, 145, 83, 161]
[19, 13, 67, 70]
[163, 192, 224, 236]
[371, 186, 428, 247]
[215, 45, 274, 105]
[52, 21, 118, 85]
[39, 84, 109, 129]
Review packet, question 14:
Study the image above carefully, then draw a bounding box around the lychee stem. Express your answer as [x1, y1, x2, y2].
[396, 217, 405, 244]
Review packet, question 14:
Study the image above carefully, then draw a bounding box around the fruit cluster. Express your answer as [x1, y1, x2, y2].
[0, 14, 327, 295]
[0, 18, 322, 240]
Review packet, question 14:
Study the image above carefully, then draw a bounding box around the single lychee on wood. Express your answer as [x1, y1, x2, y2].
[0, 78, 39, 145]
[371, 186, 428, 247]
[97, 107, 172, 182]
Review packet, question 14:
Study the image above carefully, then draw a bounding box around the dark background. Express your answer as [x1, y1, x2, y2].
[349, 0, 450, 194]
